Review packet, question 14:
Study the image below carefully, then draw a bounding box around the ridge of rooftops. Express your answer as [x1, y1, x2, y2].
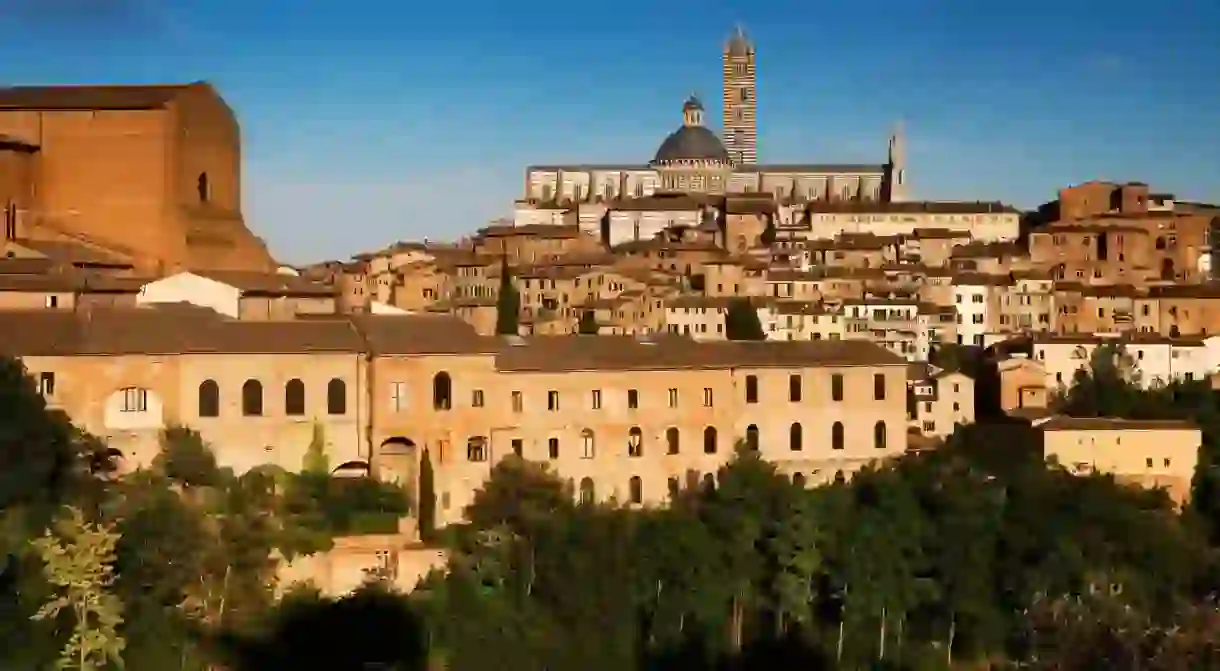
[0, 304, 906, 371]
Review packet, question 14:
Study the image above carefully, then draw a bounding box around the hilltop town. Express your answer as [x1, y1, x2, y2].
[0, 28, 1217, 598]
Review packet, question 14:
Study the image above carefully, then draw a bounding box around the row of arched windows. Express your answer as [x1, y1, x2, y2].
[576, 472, 719, 506]
[197, 378, 347, 418]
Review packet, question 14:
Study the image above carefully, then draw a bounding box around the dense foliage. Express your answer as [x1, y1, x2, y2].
[5, 346, 1220, 668]
[724, 298, 765, 341]
[496, 256, 521, 336]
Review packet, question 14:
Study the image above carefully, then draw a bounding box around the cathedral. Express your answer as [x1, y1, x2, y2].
[523, 27, 908, 205]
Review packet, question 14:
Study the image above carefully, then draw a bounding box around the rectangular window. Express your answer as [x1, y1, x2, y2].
[831, 374, 844, 402]
[667, 388, 678, 408]
[703, 387, 714, 407]
[745, 375, 759, 404]
[874, 373, 886, 401]
[390, 381, 407, 411]
[511, 391, 523, 413]
[38, 372, 55, 396]
[121, 387, 147, 413]
[788, 374, 801, 402]
[627, 389, 639, 409]
[591, 389, 602, 410]
[511, 439, 523, 457]
[548, 437, 559, 460]
[548, 390, 560, 411]
[471, 389, 484, 408]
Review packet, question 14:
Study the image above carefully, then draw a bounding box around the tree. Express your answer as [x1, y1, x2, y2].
[301, 422, 329, 475]
[495, 257, 521, 336]
[463, 457, 572, 537]
[31, 506, 125, 671]
[577, 310, 599, 335]
[153, 425, 220, 489]
[418, 448, 437, 541]
[724, 298, 765, 341]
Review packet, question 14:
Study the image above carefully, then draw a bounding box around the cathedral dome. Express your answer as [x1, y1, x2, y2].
[651, 96, 730, 165]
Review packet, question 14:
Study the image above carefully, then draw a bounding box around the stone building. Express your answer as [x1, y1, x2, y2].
[521, 28, 908, 206]
[0, 305, 911, 531]
[0, 82, 275, 274]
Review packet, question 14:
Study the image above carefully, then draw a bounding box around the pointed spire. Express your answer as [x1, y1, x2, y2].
[726, 23, 751, 56]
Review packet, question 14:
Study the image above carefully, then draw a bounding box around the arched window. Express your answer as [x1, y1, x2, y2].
[198, 379, 219, 417]
[793, 472, 806, 488]
[629, 476, 643, 504]
[874, 421, 887, 450]
[579, 477, 595, 504]
[831, 422, 845, 450]
[241, 379, 263, 416]
[197, 172, 209, 202]
[834, 470, 846, 484]
[789, 422, 803, 451]
[745, 424, 759, 450]
[284, 379, 305, 416]
[327, 378, 347, 415]
[702, 473, 716, 490]
[432, 372, 452, 410]
[703, 426, 718, 454]
[627, 427, 643, 457]
[581, 429, 595, 459]
[666, 427, 680, 454]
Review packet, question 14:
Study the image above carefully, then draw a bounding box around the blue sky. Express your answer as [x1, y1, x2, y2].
[2, 0, 1218, 263]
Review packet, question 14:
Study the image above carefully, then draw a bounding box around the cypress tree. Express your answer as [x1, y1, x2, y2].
[495, 257, 520, 336]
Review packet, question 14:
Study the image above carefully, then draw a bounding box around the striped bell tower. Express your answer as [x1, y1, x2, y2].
[722, 25, 757, 166]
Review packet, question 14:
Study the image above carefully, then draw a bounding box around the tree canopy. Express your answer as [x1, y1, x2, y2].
[724, 298, 766, 341]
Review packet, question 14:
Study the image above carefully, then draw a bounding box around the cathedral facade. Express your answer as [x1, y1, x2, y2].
[522, 28, 908, 206]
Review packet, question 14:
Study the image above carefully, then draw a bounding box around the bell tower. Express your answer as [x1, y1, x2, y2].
[722, 25, 757, 166]
[884, 121, 908, 202]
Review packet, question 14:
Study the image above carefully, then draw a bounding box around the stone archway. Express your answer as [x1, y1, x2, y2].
[331, 461, 370, 478]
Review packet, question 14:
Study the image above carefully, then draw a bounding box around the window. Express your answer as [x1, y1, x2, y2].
[390, 382, 407, 412]
[241, 379, 263, 416]
[432, 372, 452, 410]
[627, 427, 643, 457]
[581, 429, 595, 459]
[282, 379, 306, 415]
[627, 389, 639, 409]
[196, 172, 209, 202]
[120, 387, 148, 413]
[874, 421, 887, 450]
[745, 425, 759, 450]
[666, 427, 680, 454]
[667, 388, 679, 408]
[831, 422, 845, 450]
[745, 375, 758, 403]
[793, 472, 806, 487]
[38, 372, 55, 396]
[831, 373, 844, 401]
[703, 387, 714, 407]
[667, 477, 680, 500]
[579, 477, 595, 504]
[472, 389, 484, 407]
[629, 476, 643, 504]
[467, 436, 488, 462]
[873, 373, 886, 401]
[548, 390, 560, 411]
[702, 473, 716, 491]
[591, 389, 602, 409]
[46, 295, 58, 308]
[548, 437, 559, 459]
[789, 423, 802, 451]
[198, 380, 219, 417]
[327, 378, 346, 415]
[789, 374, 801, 402]
[511, 439, 523, 457]
[512, 391, 523, 413]
[703, 426, 718, 454]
